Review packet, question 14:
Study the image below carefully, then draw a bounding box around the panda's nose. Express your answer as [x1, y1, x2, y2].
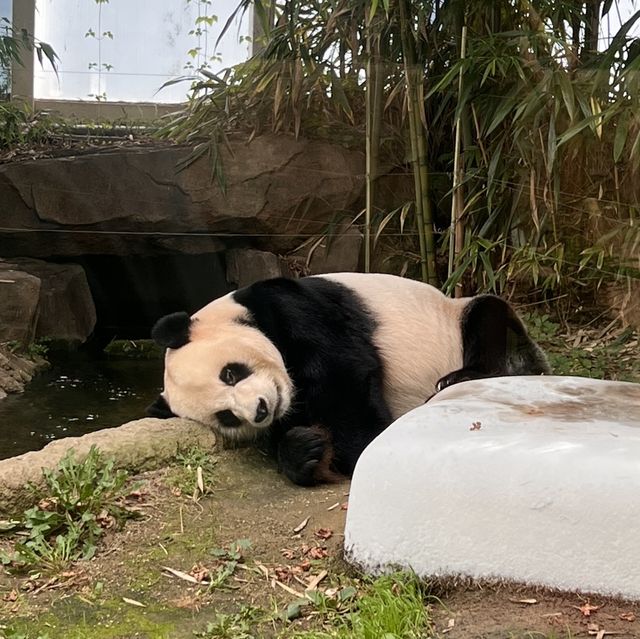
[255, 397, 269, 423]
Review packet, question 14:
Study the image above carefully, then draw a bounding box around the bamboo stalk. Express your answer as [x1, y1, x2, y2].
[399, 0, 429, 283]
[365, 14, 384, 274]
[449, 24, 467, 298]
[365, 31, 373, 273]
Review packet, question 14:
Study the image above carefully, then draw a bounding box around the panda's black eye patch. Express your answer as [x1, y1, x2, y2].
[220, 362, 252, 386]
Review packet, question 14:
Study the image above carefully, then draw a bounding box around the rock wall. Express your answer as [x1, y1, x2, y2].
[0, 135, 365, 258]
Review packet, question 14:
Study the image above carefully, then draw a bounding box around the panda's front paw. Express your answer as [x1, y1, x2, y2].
[277, 426, 330, 487]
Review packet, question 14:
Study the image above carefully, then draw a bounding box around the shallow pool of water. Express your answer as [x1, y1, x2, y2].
[0, 354, 164, 460]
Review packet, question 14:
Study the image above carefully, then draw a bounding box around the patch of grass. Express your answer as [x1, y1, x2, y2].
[103, 339, 163, 360]
[194, 605, 263, 638]
[168, 446, 218, 499]
[205, 538, 253, 590]
[0, 629, 49, 639]
[287, 573, 431, 639]
[5, 338, 50, 360]
[522, 311, 640, 383]
[0, 103, 59, 150]
[0, 446, 137, 571]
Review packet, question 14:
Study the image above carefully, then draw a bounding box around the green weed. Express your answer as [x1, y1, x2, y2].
[0, 446, 137, 571]
[0, 103, 58, 150]
[5, 339, 50, 360]
[103, 339, 163, 360]
[286, 573, 431, 639]
[204, 539, 252, 590]
[194, 605, 263, 638]
[169, 446, 218, 499]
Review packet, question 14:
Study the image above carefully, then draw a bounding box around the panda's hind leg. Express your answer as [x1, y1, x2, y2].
[436, 295, 549, 393]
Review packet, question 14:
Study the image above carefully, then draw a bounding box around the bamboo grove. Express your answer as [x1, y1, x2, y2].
[160, 0, 640, 302]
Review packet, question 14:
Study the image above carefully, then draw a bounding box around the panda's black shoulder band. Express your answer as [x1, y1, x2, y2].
[151, 311, 192, 349]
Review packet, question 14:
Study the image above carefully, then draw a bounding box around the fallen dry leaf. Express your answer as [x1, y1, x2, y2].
[620, 612, 636, 622]
[169, 595, 202, 611]
[293, 517, 310, 534]
[122, 596, 146, 608]
[340, 502, 349, 510]
[294, 560, 311, 573]
[442, 618, 456, 634]
[274, 566, 293, 582]
[189, 564, 210, 583]
[305, 569, 328, 591]
[2, 590, 17, 602]
[469, 421, 482, 431]
[315, 528, 333, 540]
[162, 566, 207, 585]
[196, 466, 204, 494]
[281, 548, 296, 559]
[575, 603, 602, 617]
[307, 546, 328, 559]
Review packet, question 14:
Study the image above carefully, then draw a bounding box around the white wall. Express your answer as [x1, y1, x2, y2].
[33, 0, 251, 103]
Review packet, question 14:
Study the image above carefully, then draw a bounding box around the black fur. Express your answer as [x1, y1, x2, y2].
[220, 362, 252, 386]
[215, 409, 243, 428]
[151, 311, 192, 349]
[146, 394, 176, 419]
[436, 295, 551, 391]
[234, 277, 392, 486]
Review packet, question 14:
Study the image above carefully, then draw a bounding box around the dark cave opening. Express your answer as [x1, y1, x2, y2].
[50, 252, 231, 344]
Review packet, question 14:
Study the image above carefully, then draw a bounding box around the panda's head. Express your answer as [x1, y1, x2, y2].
[148, 304, 293, 441]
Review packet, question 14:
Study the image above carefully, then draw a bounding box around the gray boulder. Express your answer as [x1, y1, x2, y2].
[0, 258, 96, 344]
[0, 268, 40, 344]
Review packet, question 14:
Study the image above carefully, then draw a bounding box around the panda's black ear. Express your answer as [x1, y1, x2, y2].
[151, 311, 192, 349]
[146, 394, 176, 419]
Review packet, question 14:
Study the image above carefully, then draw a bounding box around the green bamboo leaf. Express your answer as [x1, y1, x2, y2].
[374, 210, 398, 247]
[556, 70, 575, 121]
[556, 113, 603, 146]
[602, 0, 615, 16]
[547, 114, 557, 176]
[486, 89, 519, 135]
[613, 109, 630, 163]
[369, 0, 379, 23]
[426, 62, 463, 98]
[330, 70, 353, 120]
[486, 139, 505, 192]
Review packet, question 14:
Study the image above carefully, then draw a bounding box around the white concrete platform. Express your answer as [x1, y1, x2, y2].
[344, 376, 640, 599]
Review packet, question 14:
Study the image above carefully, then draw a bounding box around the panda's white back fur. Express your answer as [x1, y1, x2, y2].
[319, 272, 466, 418]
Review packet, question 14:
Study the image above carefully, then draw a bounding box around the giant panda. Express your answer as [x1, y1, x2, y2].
[147, 272, 550, 486]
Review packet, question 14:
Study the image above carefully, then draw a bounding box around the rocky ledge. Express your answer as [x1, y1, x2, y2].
[0, 345, 48, 401]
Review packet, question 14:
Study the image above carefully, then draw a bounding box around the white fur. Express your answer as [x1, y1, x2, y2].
[162, 293, 293, 439]
[318, 273, 466, 419]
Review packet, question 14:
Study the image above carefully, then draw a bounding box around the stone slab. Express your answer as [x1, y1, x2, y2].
[344, 376, 640, 600]
[0, 417, 216, 515]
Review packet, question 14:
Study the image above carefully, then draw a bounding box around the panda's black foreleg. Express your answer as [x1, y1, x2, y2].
[277, 426, 342, 487]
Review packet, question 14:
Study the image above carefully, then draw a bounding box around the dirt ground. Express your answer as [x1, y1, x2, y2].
[1, 447, 639, 639]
